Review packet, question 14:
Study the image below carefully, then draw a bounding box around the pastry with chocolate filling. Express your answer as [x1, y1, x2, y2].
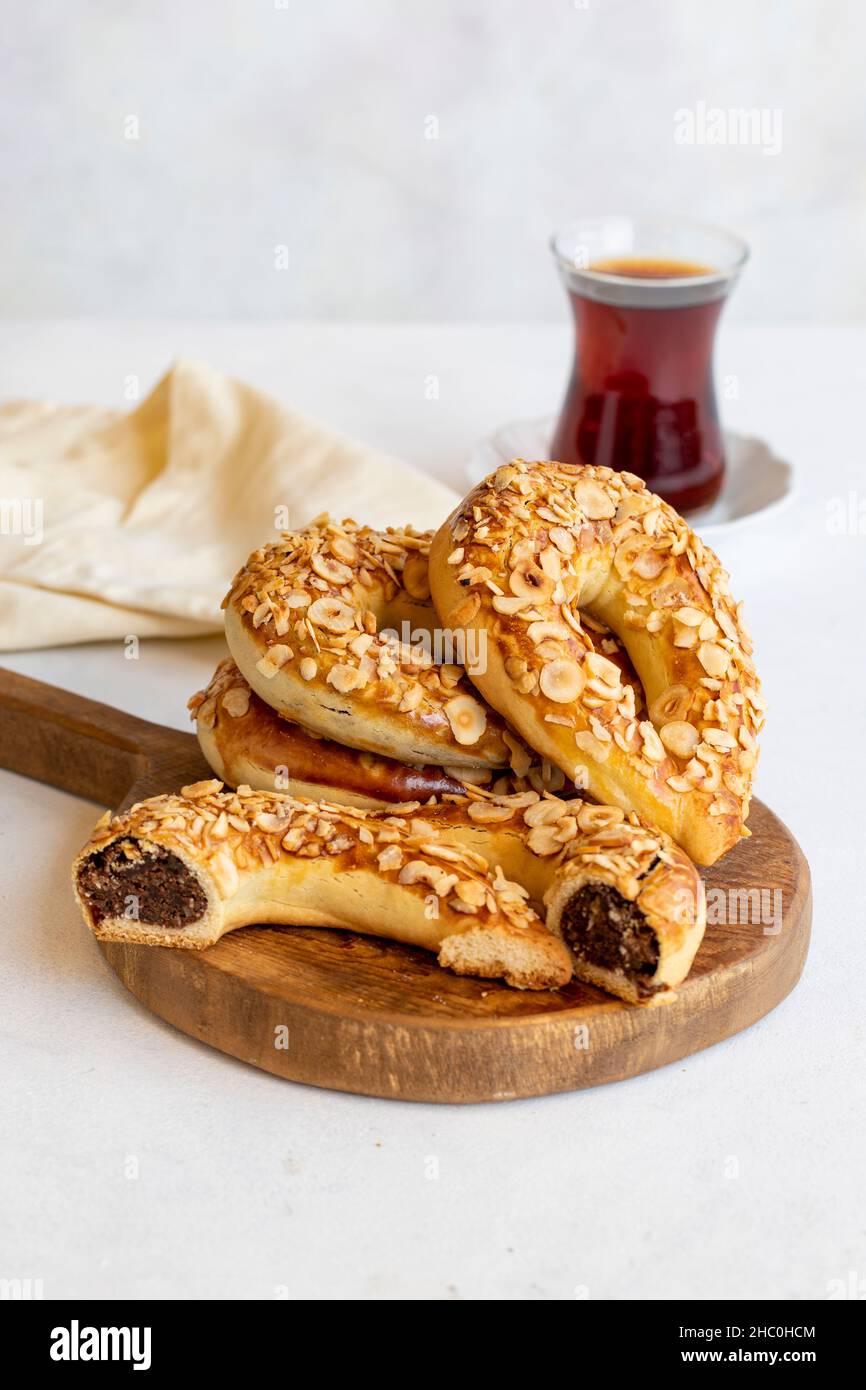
[72, 781, 705, 1002]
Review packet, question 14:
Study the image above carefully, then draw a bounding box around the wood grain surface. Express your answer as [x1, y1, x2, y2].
[0, 665, 811, 1103]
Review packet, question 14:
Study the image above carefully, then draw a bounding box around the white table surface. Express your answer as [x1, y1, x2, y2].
[1, 320, 862, 1301]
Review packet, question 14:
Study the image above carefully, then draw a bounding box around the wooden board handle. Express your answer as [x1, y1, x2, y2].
[0, 664, 180, 807]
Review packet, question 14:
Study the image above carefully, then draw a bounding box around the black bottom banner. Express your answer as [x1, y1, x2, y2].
[0, 1298, 857, 1373]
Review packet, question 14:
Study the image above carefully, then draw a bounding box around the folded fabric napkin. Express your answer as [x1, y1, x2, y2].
[0, 360, 459, 651]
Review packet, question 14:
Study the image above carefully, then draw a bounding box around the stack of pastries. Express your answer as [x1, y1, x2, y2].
[74, 461, 763, 1003]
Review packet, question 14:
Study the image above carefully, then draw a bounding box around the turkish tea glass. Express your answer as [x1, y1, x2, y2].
[550, 216, 748, 513]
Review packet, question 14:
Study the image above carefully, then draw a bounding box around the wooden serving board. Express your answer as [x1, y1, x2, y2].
[0, 666, 811, 1104]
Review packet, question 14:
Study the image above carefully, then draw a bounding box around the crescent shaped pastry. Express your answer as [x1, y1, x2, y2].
[190, 657, 572, 806]
[428, 460, 763, 865]
[72, 781, 705, 1002]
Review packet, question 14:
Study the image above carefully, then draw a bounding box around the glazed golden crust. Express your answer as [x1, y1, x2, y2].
[190, 657, 467, 806]
[190, 657, 575, 806]
[436, 789, 705, 1001]
[223, 517, 524, 772]
[72, 781, 706, 1001]
[72, 780, 573, 990]
[428, 460, 763, 865]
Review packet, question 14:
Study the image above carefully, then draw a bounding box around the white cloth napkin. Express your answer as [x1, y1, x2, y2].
[0, 360, 459, 651]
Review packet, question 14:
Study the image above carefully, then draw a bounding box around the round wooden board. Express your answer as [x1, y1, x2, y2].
[0, 668, 811, 1104]
[99, 798, 811, 1104]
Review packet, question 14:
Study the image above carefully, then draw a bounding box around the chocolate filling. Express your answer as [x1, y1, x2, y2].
[77, 840, 207, 930]
[560, 884, 659, 994]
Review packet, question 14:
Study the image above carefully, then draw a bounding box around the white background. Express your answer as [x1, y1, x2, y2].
[2, 0, 864, 322]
